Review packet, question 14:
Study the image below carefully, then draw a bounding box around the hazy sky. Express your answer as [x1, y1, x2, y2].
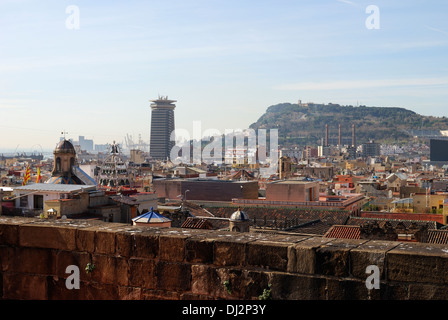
[1, 0, 447, 151]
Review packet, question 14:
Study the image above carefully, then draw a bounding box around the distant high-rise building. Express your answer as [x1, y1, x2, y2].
[149, 96, 176, 160]
[362, 140, 380, 158]
[430, 139, 448, 161]
[78, 136, 94, 152]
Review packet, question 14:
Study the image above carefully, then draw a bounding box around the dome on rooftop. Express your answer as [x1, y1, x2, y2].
[55, 139, 76, 154]
[230, 208, 249, 221]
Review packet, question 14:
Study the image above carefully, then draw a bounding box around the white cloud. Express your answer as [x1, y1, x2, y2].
[424, 25, 448, 36]
[336, 0, 360, 8]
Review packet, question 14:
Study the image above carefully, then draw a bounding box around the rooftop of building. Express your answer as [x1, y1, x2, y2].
[54, 139, 76, 154]
[272, 180, 317, 185]
[12, 183, 97, 193]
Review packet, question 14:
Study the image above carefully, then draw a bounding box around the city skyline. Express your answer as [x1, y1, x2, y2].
[1, 0, 447, 150]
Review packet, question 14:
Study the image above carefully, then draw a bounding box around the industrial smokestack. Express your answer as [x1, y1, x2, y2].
[338, 124, 341, 146]
[352, 124, 356, 148]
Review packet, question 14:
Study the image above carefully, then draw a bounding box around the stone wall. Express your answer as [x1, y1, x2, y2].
[1, 216, 448, 300]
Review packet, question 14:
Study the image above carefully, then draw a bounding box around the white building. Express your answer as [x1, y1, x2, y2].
[12, 183, 96, 215]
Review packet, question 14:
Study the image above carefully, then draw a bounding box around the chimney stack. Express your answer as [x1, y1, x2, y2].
[338, 124, 342, 146]
[325, 124, 329, 147]
[352, 124, 356, 148]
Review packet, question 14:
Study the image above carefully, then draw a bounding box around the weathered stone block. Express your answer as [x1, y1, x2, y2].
[0, 245, 14, 272]
[47, 276, 82, 300]
[77, 281, 119, 300]
[118, 286, 142, 300]
[158, 228, 209, 262]
[115, 230, 134, 258]
[287, 237, 334, 274]
[213, 232, 268, 267]
[141, 288, 180, 300]
[52, 250, 90, 279]
[214, 238, 246, 266]
[159, 233, 187, 262]
[212, 267, 245, 299]
[180, 292, 214, 300]
[128, 257, 155, 289]
[408, 283, 448, 300]
[185, 237, 215, 263]
[247, 240, 289, 271]
[261, 234, 310, 244]
[191, 264, 213, 296]
[19, 221, 77, 251]
[70, 220, 107, 253]
[0, 217, 33, 246]
[113, 225, 149, 258]
[380, 282, 409, 300]
[79, 222, 132, 255]
[133, 230, 159, 259]
[3, 272, 48, 300]
[76, 226, 96, 253]
[218, 268, 271, 300]
[156, 261, 191, 292]
[387, 242, 448, 284]
[350, 240, 399, 280]
[91, 254, 125, 285]
[269, 271, 326, 300]
[14, 247, 53, 275]
[93, 226, 118, 255]
[325, 277, 374, 300]
[316, 239, 367, 277]
[191, 264, 270, 300]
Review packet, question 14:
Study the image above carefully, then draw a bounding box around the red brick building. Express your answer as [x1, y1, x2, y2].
[265, 180, 319, 202]
[153, 178, 259, 202]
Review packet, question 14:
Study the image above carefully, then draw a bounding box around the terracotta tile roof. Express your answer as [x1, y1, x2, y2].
[181, 217, 214, 229]
[324, 225, 361, 239]
[347, 216, 439, 230]
[203, 206, 352, 235]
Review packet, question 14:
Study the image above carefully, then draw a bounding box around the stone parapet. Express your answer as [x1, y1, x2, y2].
[1, 216, 448, 300]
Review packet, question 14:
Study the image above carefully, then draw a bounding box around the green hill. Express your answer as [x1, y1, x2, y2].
[249, 102, 448, 146]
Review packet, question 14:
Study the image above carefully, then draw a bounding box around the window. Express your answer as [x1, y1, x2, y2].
[56, 157, 61, 172]
[19, 195, 28, 208]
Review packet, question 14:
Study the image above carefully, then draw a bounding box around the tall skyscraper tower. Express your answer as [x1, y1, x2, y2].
[149, 96, 176, 160]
